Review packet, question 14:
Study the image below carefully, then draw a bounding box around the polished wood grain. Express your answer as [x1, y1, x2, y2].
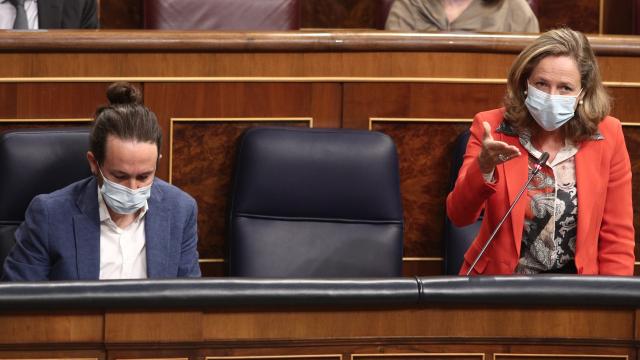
[603, 0, 636, 35]
[100, 0, 143, 29]
[0, 31, 639, 56]
[0, 306, 637, 359]
[537, 0, 600, 33]
[200, 307, 633, 340]
[144, 82, 340, 178]
[301, 0, 379, 29]
[0, 83, 105, 119]
[0, 312, 103, 344]
[105, 311, 202, 343]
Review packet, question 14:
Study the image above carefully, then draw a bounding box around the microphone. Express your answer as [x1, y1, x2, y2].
[465, 151, 550, 276]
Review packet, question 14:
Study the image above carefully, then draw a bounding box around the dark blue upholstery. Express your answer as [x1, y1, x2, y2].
[228, 127, 404, 277]
[443, 129, 482, 275]
[0, 128, 92, 277]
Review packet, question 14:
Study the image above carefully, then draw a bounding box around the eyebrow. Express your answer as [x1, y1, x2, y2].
[533, 76, 578, 87]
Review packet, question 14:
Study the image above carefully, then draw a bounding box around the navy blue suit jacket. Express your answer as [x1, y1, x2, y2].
[1, 177, 201, 280]
[38, 0, 98, 29]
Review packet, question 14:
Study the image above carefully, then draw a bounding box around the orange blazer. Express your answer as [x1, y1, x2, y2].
[447, 108, 635, 275]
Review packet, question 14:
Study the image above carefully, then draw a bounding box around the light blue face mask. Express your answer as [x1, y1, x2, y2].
[98, 167, 152, 215]
[525, 83, 581, 132]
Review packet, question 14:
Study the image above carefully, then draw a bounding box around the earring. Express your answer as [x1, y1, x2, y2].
[579, 100, 584, 105]
[524, 90, 527, 95]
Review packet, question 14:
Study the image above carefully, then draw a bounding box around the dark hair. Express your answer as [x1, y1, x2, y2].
[90, 82, 162, 165]
[504, 28, 610, 142]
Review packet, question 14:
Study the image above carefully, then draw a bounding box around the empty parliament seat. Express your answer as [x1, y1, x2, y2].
[144, 0, 301, 30]
[0, 128, 92, 276]
[228, 127, 404, 277]
[443, 129, 482, 275]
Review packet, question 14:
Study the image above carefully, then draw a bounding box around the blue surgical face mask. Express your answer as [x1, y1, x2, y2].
[525, 83, 581, 131]
[98, 167, 152, 214]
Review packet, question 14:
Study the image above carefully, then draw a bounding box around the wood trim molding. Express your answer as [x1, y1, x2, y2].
[0, 31, 639, 55]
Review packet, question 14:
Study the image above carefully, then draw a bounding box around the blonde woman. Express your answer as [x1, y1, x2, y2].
[447, 28, 634, 275]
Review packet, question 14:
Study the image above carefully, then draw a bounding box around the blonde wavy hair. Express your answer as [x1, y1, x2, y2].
[504, 28, 610, 142]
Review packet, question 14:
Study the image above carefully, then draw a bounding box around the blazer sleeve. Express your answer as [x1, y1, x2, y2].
[446, 112, 498, 226]
[598, 120, 635, 275]
[178, 198, 201, 277]
[1, 196, 51, 281]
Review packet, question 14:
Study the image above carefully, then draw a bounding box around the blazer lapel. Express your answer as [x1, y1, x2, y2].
[145, 181, 170, 278]
[499, 131, 528, 255]
[37, 0, 63, 29]
[73, 177, 100, 280]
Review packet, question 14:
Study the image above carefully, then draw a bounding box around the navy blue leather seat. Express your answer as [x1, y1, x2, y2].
[0, 128, 91, 278]
[443, 129, 482, 275]
[228, 127, 404, 277]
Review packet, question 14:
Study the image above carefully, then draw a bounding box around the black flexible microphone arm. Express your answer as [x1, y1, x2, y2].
[465, 152, 550, 276]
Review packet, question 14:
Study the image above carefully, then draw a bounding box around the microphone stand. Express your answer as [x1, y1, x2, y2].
[465, 152, 549, 276]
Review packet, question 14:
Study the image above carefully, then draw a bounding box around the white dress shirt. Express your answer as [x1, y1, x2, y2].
[0, 0, 38, 29]
[97, 188, 148, 280]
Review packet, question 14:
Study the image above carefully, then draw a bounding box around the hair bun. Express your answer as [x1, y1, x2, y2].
[106, 82, 142, 105]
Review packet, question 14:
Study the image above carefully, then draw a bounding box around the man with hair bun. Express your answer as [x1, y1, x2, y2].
[2, 82, 201, 280]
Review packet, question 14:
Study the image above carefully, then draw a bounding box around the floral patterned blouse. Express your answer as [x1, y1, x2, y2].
[496, 122, 603, 274]
[515, 129, 578, 274]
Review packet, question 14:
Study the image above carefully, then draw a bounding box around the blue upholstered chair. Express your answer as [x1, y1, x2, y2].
[228, 127, 404, 277]
[0, 128, 91, 277]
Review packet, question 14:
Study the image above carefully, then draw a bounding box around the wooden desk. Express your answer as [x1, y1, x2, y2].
[0, 277, 638, 360]
[1, 30, 639, 275]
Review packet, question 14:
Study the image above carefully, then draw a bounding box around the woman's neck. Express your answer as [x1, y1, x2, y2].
[532, 129, 565, 163]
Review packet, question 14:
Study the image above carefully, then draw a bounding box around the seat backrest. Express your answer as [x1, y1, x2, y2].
[228, 127, 404, 277]
[144, 0, 301, 30]
[0, 128, 92, 276]
[443, 129, 482, 275]
[377, 0, 396, 29]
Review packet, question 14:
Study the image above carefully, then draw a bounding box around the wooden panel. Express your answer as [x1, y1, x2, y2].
[202, 307, 633, 340]
[104, 311, 202, 343]
[0, 83, 106, 119]
[0, 312, 103, 344]
[537, 0, 600, 34]
[301, 0, 379, 29]
[494, 355, 628, 360]
[0, 52, 516, 79]
[207, 356, 341, 360]
[353, 354, 483, 360]
[0, 353, 102, 360]
[603, 0, 636, 34]
[343, 83, 506, 129]
[145, 82, 341, 181]
[100, 0, 143, 29]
